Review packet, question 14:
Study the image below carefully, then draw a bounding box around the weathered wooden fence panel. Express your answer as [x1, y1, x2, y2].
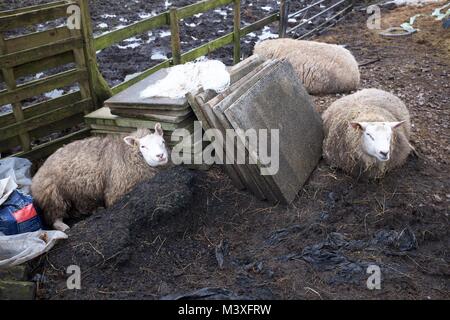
[0, 0, 354, 162]
[0, 0, 94, 159]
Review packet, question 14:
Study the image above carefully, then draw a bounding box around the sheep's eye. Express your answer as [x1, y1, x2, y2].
[366, 133, 375, 141]
[140, 145, 145, 149]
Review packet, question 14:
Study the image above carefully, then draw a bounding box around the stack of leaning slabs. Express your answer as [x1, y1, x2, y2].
[84, 59, 264, 169]
[187, 56, 324, 204]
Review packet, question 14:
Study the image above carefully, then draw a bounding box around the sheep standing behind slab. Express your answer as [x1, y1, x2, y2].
[254, 39, 360, 95]
[31, 124, 169, 231]
[322, 89, 412, 178]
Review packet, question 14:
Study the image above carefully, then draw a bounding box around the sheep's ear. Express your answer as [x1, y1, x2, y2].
[350, 122, 364, 130]
[154, 123, 163, 136]
[389, 121, 406, 129]
[124, 136, 138, 146]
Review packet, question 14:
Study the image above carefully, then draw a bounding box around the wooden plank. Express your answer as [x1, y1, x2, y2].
[279, 0, 289, 38]
[181, 32, 234, 63]
[0, 2, 74, 31]
[0, 113, 84, 153]
[0, 36, 82, 69]
[177, 0, 233, 19]
[0, 91, 81, 127]
[169, 8, 181, 66]
[94, 12, 169, 51]
[240, 13, 279, 36]
[0, 32, 31, 151]
[233, 0, 241, 65]
[0, 51, 75, 83]
[0, 1, 69, 18]
[5, 27, 80, 52]
[0, 98, 92, 140]
[0, 280, 35, 300]
[0, 69, 86, 105]
[12, 127, 91, 160]
[78, 0, 112, 106]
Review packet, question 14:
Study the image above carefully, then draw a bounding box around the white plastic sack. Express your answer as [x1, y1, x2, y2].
[0, 157, 32, 195]
[140, 59, 230, 99]
[0, 176, 17, 206]
[0, 230, 67, 268]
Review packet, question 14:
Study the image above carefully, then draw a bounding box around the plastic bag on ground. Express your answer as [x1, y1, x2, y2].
[0, 230, 68, 268]
[0, 157, 32, 195]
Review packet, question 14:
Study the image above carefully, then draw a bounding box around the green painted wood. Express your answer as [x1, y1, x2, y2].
[0, 36, 82, 69]
[0, 69, 87, 105]
[8, 51, 74, 82]
[0, 2, 74, 31]
[0, 280, 35, 300]
[0, 98, 92, 140]
[0, 266, 28, 281]
[5, 27, 80, 52]
[177, 0, 233, 19]
[94, 12, 169, 51]
[12, 127, 91, 160]
[169, 8, 181, 65]
[181, 32, 234, 63]
[78, 0, 112, 106]
[240, 13, 279, 36]
[0, 1, 69, 18]
[0, 91, 81, 127]
[233, 0, 241, 64]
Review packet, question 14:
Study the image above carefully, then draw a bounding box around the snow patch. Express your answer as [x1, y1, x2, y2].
[214, 9, 228, 17]
[98, 22, 108, 29]
[392, 0, 441, 6]
[101, 14, 116, 18]
[124, 72, 141, 82]
[257, 26, 279, 42]
[45, 89, 64, 99]
[261, 6, 272, 11]
[160, 30, 171, 37]
[151, 51, 168, 60]
[140, 59, 230, 99]
[139, 12, 156, 19]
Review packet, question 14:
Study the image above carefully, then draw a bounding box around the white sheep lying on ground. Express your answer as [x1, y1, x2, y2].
[31, 124, 169, 231]
[254, 39, 360, 95]
[322, 89, 412, 178]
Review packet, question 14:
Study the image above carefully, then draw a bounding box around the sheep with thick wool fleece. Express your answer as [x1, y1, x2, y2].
[254, 39, 360, 95]
[31, 124, 169, 231]
[322, 89, 412, 178]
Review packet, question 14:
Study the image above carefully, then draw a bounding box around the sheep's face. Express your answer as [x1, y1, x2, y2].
[351, 121, 405, 162]
[124, 124, 169, 167]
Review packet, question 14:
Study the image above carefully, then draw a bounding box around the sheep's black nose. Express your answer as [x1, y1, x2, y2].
[379, 151, 388, 157]
[157, 153, 164, 159]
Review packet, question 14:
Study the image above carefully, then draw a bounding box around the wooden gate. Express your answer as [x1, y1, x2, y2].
[0, 0, 108, 160]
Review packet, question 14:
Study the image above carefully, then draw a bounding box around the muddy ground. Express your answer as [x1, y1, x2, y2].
[28, 2, 450, 300]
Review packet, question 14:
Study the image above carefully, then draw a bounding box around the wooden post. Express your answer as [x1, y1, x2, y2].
[78, 0, 112, 107]
[0, 33, 31, 152]
[233, 0, 241, 64]
[169, 7, 181, 65]
[279, 0, 289, 38]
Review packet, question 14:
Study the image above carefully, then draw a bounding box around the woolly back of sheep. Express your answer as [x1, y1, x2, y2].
[254, 39, 360, 95]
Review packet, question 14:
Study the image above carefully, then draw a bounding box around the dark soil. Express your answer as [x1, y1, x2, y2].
[21, 2, 450, 299]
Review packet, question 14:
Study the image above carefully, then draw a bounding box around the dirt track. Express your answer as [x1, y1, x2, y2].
[32, 3, 450, 300]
